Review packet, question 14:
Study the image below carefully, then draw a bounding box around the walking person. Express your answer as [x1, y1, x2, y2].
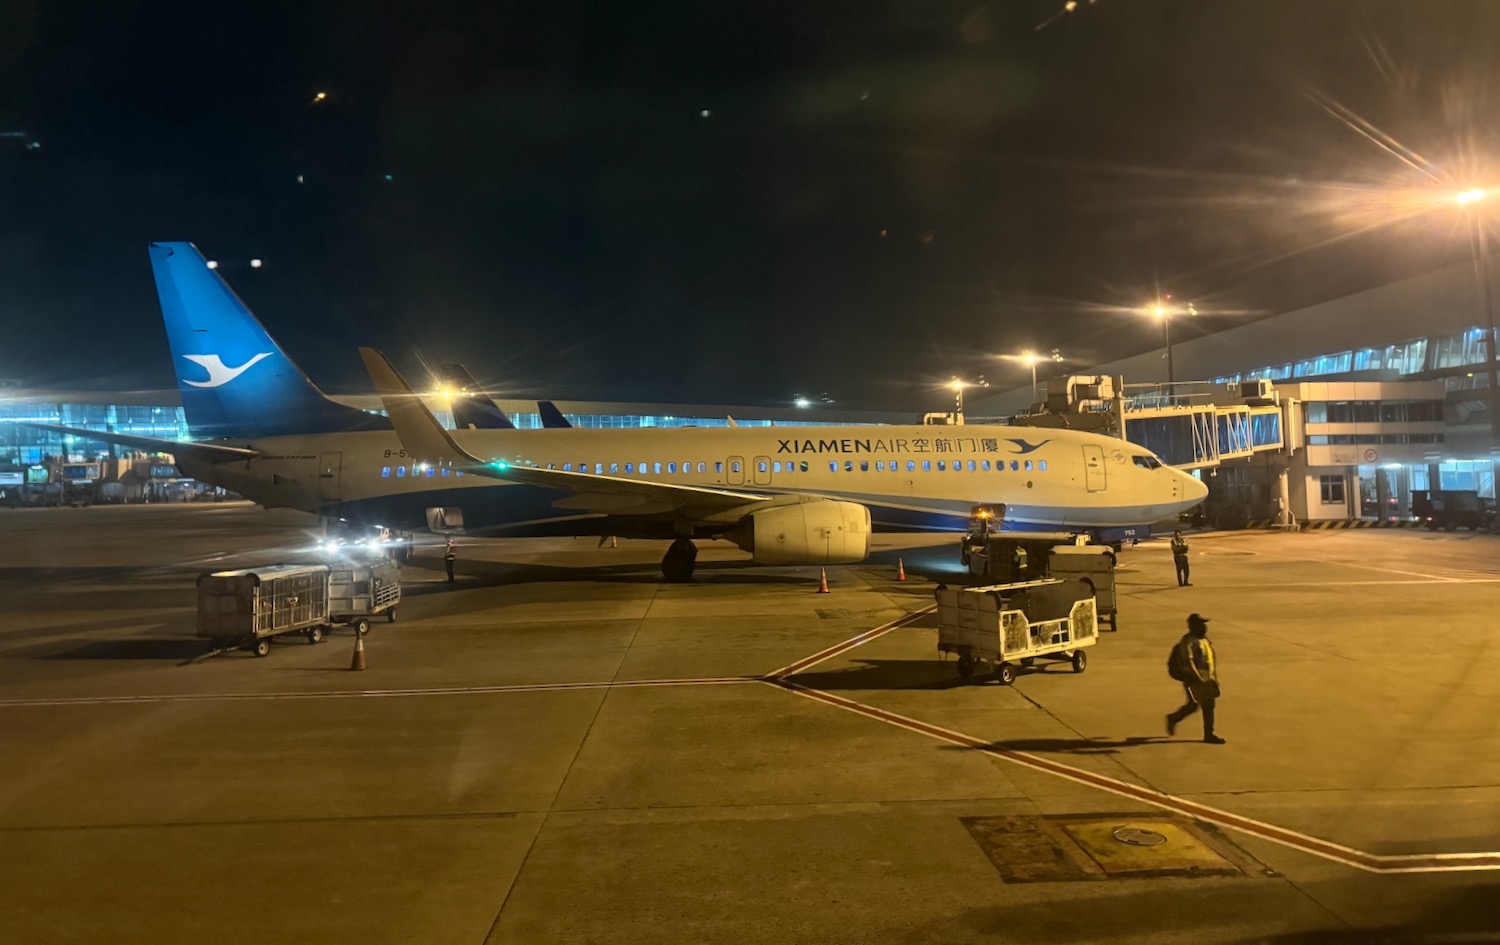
[444, 538, 456, 583]
[1165, 613, 1224, 744]
[1170, 530, 1191, 586]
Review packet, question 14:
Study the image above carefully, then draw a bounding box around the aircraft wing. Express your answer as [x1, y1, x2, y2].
[5, 421, 258, 461]
[359, 348, 775, 521]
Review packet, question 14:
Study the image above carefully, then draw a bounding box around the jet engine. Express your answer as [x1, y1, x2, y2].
[731, 500, 871, 565]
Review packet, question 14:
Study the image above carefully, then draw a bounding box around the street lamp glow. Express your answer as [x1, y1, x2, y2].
[249, 258, 263, 268]
[1457, 188, 1487, 206]
[793, 396, 810, 408]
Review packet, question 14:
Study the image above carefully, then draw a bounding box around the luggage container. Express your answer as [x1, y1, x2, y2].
[1046, 545, 1118, 630]
[328, 560, 401, 634]
[197, 564, 332, 657]
[935, 579, 1098, 684]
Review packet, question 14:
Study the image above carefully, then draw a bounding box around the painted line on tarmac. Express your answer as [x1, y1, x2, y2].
[765, 605, 935, 679]
[0, 676, 762, 708]
[1209, 578, 1500, 588]
[772, 681, 1500, 874]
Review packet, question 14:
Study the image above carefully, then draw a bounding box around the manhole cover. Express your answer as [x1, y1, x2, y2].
[1112, 827, 1167, 847]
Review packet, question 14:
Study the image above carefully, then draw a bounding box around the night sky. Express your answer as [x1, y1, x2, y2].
[4, 1, 1500, 411]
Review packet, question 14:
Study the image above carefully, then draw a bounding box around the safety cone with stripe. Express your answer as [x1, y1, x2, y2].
[817, 567, 830, 593]
[349, 632, 367, 671]
[896, 558, 906, 581]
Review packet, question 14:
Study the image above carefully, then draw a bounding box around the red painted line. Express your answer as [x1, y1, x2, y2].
[772, 681, 1500, 874]
[765, 605, 935, 679]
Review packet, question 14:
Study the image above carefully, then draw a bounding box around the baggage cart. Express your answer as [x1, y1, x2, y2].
[197, 564, 332, 657]
[1046, 545, 1118, 630]
[935, 579, 1099, 684]
[328, 560, 401, 634]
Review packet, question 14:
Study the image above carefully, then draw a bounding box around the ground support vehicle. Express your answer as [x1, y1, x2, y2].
[328, 560, 401, 634]
[1411, 490, 1496, 532]
[935, 579, 1099, 684]
[197, 562, 402, 655]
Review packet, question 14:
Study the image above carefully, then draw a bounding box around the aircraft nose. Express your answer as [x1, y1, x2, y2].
[1185, 472, 1208, 502]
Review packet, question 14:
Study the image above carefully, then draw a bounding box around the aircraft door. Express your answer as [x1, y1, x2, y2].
[726, 456, 745, 485]
[318, 452, 342, 502]
[1082, 445, 1106, 493]
[752, 455, 772, 486]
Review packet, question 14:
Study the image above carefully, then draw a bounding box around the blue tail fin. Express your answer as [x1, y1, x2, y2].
[440, 363, 516, 429]
[149, 242, 389, 438]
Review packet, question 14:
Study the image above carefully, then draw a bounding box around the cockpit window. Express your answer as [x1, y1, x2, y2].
[1132, 455, 1162, 469]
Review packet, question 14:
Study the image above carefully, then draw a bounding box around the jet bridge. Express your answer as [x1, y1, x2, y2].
[1006, 376, 1288, 471]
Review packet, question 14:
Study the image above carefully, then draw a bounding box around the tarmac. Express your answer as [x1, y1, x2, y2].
[1, 502, 1498, 944]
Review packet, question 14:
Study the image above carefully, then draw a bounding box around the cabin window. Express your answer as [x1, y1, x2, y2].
[772, 461, 782, 473]
[1011, 461, 1020, 471]
[907, 460, 916, 472]
[967, 461, 976, 472]
[922, 461, 931, 472]
[715, 462, 723, 473]
[1039, 460, 1048, 471]
[829, 461, 838, 472]
[456, 470, 464, 476]
[875, 461, 884, 471]
[860, 461, 869, 472]
[841, 460, 851, 472]
[937, 460, 946, 471]
[441, 468, 450, 476]
[730, 460, 741, 473]
[381, 466, 391, 478]
[426, 468, 435, 477]
[625, 463, 634, 474]
[799, 461, 809, 472]
[981, 460, 990, 471]
[610, 463, 619, 474]
[1024, 460, 1033, 471]
[758, 460, 768, 473]
[654, 462, 662, 474]
[698, 462, 707, 473]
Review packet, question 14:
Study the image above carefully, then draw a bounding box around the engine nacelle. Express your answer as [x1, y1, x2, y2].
[733, 500, 871, 565]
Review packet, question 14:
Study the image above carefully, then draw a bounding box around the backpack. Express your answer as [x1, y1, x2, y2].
[1167, 640, 1195, 682]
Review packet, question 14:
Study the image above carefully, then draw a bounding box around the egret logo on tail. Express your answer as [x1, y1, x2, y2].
[181, 353, 273, 388]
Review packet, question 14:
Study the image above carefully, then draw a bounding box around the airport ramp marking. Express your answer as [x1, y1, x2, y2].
[0, 676, 763, 707]
[765, 605, 935, 679]
[771, 680, 1500, 874]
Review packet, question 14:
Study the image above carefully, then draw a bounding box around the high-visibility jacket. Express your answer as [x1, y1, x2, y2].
[1176, 633, 1216, 682]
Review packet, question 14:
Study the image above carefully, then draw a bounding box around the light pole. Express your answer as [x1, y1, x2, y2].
[1144, 298, 1196, 400]
[1458, 189, 1500, 452]
[1015, 348, 1063, 405]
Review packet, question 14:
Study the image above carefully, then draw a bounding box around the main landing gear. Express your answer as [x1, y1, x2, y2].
[661, 537, 698, 583]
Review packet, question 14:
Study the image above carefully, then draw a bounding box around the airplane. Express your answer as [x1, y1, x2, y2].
[442, 364, 518, 430]
[441, 364, 573, 430]
[22, 241, 1207, 582]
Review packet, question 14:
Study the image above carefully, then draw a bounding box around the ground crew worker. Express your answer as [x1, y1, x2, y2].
[444, 538, 456, 583]
[1171, 530, 1191, 586]
[1166, 613, 1224, 744]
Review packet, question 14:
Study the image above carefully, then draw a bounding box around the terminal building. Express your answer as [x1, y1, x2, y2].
[970, 258, 1499, 526]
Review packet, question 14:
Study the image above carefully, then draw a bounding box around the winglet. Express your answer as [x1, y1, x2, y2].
[358, 348, 481, 466]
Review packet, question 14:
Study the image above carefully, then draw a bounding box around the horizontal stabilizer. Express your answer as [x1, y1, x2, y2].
[7, 421, 258, 461]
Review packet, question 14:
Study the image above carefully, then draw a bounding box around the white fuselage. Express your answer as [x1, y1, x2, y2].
[178, 424, 1207, 537]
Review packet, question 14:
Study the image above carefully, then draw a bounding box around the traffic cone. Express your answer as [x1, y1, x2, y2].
[610, 536, 618, 549]
[349, 633, 367, 671]
[897, 558, 906, 581]
[817, 567, 830, 593]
